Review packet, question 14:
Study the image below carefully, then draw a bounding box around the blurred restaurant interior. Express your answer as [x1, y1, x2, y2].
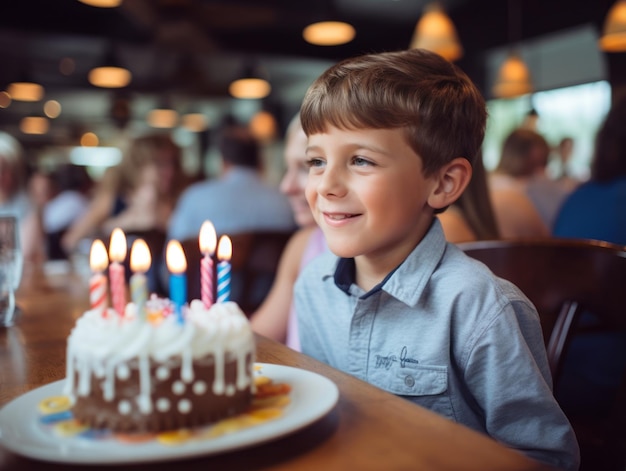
[0, 0, 624, 179]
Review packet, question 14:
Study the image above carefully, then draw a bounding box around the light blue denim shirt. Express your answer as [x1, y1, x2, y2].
[294, 219, 580, 471]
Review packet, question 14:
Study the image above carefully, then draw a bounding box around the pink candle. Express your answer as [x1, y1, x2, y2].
[89, 239, 109, 317]
[108, 228, 127, 317]
[199, 220, 217, 308]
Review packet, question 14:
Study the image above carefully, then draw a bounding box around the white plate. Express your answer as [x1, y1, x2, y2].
[0, 363, 339, 465]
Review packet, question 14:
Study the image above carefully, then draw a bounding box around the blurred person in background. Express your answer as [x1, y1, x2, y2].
[167, 123, 295, 242]
[62, 133, 189, 292]
[488, 128, 550, 238]
[62, 133, 189, 252]
[551, 98, 626, 440]
[251, 115, 326, 350]
[40, 164, 92, 260]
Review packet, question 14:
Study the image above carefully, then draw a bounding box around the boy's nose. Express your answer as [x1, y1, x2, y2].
[317, 166, 346, 198]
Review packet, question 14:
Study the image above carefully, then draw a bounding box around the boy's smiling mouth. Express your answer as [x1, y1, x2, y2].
[323, 212, 359, 220]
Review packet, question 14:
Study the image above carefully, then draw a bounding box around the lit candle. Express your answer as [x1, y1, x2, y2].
[166, 240, 187, 323]
[89, 239, 109, 317]
[216, 235, 232, 303]
[130, 239, 151, 321]
[199, 220, 217, 309]
[108, 228, 127, 316]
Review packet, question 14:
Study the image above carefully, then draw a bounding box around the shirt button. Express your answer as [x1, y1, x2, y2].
[404, 375, 415, 388]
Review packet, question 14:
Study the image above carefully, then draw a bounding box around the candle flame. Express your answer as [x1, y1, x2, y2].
[130, 239, 152, 273]
[199, 220, 217, 255]
[109, 227, 127, 263]
[217, 235, 232, 262]
[166, 240, 187, 274]
[90, 239, 109, 272]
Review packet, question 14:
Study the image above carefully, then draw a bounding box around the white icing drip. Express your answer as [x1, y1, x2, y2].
[138, 354, 152, 414]
[64, 300, 255, 413]
[117, 363, 130, 380]
[181, 346, 193, 383]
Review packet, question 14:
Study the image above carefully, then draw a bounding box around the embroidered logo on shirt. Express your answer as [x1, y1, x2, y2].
[374, 346, 419, 369]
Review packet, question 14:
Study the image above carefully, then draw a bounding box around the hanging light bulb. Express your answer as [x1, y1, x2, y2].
[492, 0, 533, 99]
[88, 45, 131, 88]
[409, 2, 463, 61]
[229, 62, 271, 100]
[492, 52, 533, 98]
[303, 21, 355, 46]
[77, 0, 122, 7]
[7, 81, 44, 102]
[599, 0, 626, 52]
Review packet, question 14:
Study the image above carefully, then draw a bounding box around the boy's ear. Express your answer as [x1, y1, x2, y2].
[427, 157, 472, 210]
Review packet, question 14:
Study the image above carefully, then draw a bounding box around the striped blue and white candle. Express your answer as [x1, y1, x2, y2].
[216, 235, 232, 303]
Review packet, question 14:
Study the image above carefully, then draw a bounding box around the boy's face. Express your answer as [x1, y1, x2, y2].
[305, 126, 440, 274]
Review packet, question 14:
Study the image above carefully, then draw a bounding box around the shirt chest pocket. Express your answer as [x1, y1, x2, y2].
[370, 363, 447, 396]
[369, 363, 454, 420]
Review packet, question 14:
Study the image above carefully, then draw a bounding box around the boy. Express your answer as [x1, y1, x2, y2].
[294, 49, 579, 471]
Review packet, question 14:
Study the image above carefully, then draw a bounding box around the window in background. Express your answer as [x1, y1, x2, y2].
[483, 80, 612, 180]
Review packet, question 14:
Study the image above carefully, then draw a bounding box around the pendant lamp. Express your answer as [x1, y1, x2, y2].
[492, 0, 532, 99]
[89, 45, 131, 89]
[492, 52, 533, 98]
[599, 0, 626, 52]
[409, 2, 462, 61]
[229, 62, 271, 100]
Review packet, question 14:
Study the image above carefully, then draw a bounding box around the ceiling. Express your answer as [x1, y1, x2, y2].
[0, 0, 617, 153]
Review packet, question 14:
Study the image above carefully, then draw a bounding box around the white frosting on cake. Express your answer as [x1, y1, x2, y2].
[64, 300, 255, 415]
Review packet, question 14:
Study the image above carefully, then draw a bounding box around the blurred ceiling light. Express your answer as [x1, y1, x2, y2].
[81, 132, 99, 147]
[0, 91, 11, 108]
[20, 117, 49, 135]
[303, 21, 356, 46]
[44, 100, 62, 118]
[492, 0, 532, 99]
[88, 45, 131, 88]
[77, 0, 122, 7]
[89, 65, 131, 88]
[7, 81, 44, 102]
[599, 0, 626, 51]
[181, 113, 208, 132]
[492, 52, 532, 98]
[147, 108, 179, 129]
[229, 63, 271, 99]
[250, 110, 277, 142]
[409, 2, 462, 61]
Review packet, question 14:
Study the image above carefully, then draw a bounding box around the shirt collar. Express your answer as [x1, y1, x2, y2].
[332, 218, 448, 306]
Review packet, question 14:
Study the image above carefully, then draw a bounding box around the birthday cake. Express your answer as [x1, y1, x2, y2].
[64, 297, 256, 434]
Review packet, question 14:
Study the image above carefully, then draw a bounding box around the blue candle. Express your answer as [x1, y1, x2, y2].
[166, 240, 187, 323]
[216, 235, 232, 303]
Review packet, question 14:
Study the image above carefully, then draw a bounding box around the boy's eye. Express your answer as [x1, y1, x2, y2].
[305, 157, 324, 168]
[352, 156, 374, 167]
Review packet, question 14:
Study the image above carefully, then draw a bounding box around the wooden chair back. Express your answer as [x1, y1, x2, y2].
[181, 230, 293, 315]
[458, 237, 626, 378]
[458, 237, 626, 471]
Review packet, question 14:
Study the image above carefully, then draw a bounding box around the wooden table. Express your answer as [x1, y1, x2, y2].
[0, 262, 554, 470]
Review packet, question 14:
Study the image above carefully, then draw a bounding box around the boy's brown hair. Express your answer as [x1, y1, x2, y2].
[300, 48, 487, 177]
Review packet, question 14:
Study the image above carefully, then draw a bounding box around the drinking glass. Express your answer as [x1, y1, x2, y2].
[0, 215, 22, 326]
